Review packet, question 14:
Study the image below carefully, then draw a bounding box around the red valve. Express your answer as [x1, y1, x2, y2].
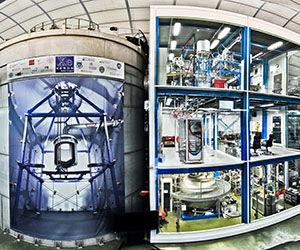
[140, 190, 149, 196]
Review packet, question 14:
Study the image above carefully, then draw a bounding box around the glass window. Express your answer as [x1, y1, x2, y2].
[158, 170, 242, 232]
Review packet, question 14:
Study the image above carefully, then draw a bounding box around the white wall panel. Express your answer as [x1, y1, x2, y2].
[130, 0, 173, 8]
[176, 0, 219, 8]
[256, 10, 287, 27]
[263, 2, 297, 19]
[84, 0, 126, 11]
[285, 21, 300, 33]
[0, 18, 16, 33]
[131, 7, 150, 21]
[91, 9, 129, 24]
[39, 0, 78, 13]
[291, 14, 300, 25]
[227, 0, 263, 8]
[22, 15, 51, 30]
[220, 1, 257, 16]
[1, 26, 26, 39]
[0, 0, 32, 16]
[49, 3, 84, 19]
[13, 6, 42, 24]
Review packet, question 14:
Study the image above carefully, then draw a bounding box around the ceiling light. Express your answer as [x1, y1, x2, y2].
[170, 40, 177, 50]
[210, 39, 220, 50]
[168, 53, 174, 61]
[252, 52, 263, 59]
[217, 27, 231, 40]
[268, 41, 283, 50]
[172, 22, 181, 36]
[166, 98, 172, 106]
[260, 103, 274, 108]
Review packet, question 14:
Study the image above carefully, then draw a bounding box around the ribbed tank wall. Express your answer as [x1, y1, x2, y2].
[124, 64, 146, 212]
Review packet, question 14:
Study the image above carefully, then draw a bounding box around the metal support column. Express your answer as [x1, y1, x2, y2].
[285, 161, 289, 189]
[37, 181, 43, 214]
[12, 167, 24, 225]
[241, 26, 251, 224]
[263, 59, 268, 90]
[213, 113, 218, 150]
[103, 115, 121, 210]
[262, 108, 267, 139]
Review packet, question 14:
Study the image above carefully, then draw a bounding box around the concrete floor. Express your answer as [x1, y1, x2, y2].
[2, 214, 300, 249]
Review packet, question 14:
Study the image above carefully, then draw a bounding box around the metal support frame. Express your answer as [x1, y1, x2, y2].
[196, 57, 211, 87]
[262, 109, 267, 139]
[212, 60, 241, 88]
[181, 212, 222, 221]
[12, 88, 120, 225]
[213, 113, 218, 150]
[241, 26, 251, 224]
[150, 7, 300, 244]
[263, 59, 268, 89]
[218, 117, 238, 134]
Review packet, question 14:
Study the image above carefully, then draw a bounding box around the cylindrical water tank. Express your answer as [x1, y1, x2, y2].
[197, 39, 210, 55]
[0, 29, 147, 247]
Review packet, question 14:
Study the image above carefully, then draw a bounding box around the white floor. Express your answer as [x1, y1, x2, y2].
[158, 146, 300, 169]
[250, 146, 300, 163]
[158, 146, 241, 169]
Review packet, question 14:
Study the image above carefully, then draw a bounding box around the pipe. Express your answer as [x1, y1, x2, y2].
[63, 120, 123, 134]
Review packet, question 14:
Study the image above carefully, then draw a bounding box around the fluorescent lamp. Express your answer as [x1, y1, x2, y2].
[260, 103, 274, 108]
[268, 41, 283, 50]
[173, 22, 181, 36]
[252, 52, 263, 59]
[170, 40, 177, 50]
[168, 53, 175, 61]
[217, 27, 231, 40]
[210, 39, 220, 49]
[166, 98, 172, 106]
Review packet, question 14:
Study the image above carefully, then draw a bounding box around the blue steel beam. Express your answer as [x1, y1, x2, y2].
[251, 42, 283, 53]
[27, 91, 55, 114]
[250, 154, 300, 168]
[249, 92, 300, 104]
[88, 120, 102, 152]
[262, 109, 267, 139]
[74, 117, 90, 151]
[213, 114, 215, 150]
[263, 59, 268, 88]
[217, 28, 242, 54]
[156, 87, 243, 99]
[76, 92, 105, 114]
[157, 162, 244, 174]
[29, 113, 102, 117]
[28, 118, 44, 152]
[155, 17, 159, 85]
[241, 26, 251, 225]
[218, 118, 238, 133]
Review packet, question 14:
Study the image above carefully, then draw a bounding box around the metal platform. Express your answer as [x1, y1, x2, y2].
[159, 146, 241, 168]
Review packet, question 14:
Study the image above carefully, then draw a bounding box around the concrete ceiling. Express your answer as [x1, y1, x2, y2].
[0, 0, 299, 43]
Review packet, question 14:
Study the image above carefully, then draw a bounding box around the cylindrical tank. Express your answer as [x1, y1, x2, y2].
[0, 28, 147, 246]
[173, 173, 231, 210]
[196, 39, 210, 55]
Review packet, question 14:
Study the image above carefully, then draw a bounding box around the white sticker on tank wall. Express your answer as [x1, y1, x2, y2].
[7, 55, 125, 80]
[7, 56, 55, 80]
[74, 56, 125, 80]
